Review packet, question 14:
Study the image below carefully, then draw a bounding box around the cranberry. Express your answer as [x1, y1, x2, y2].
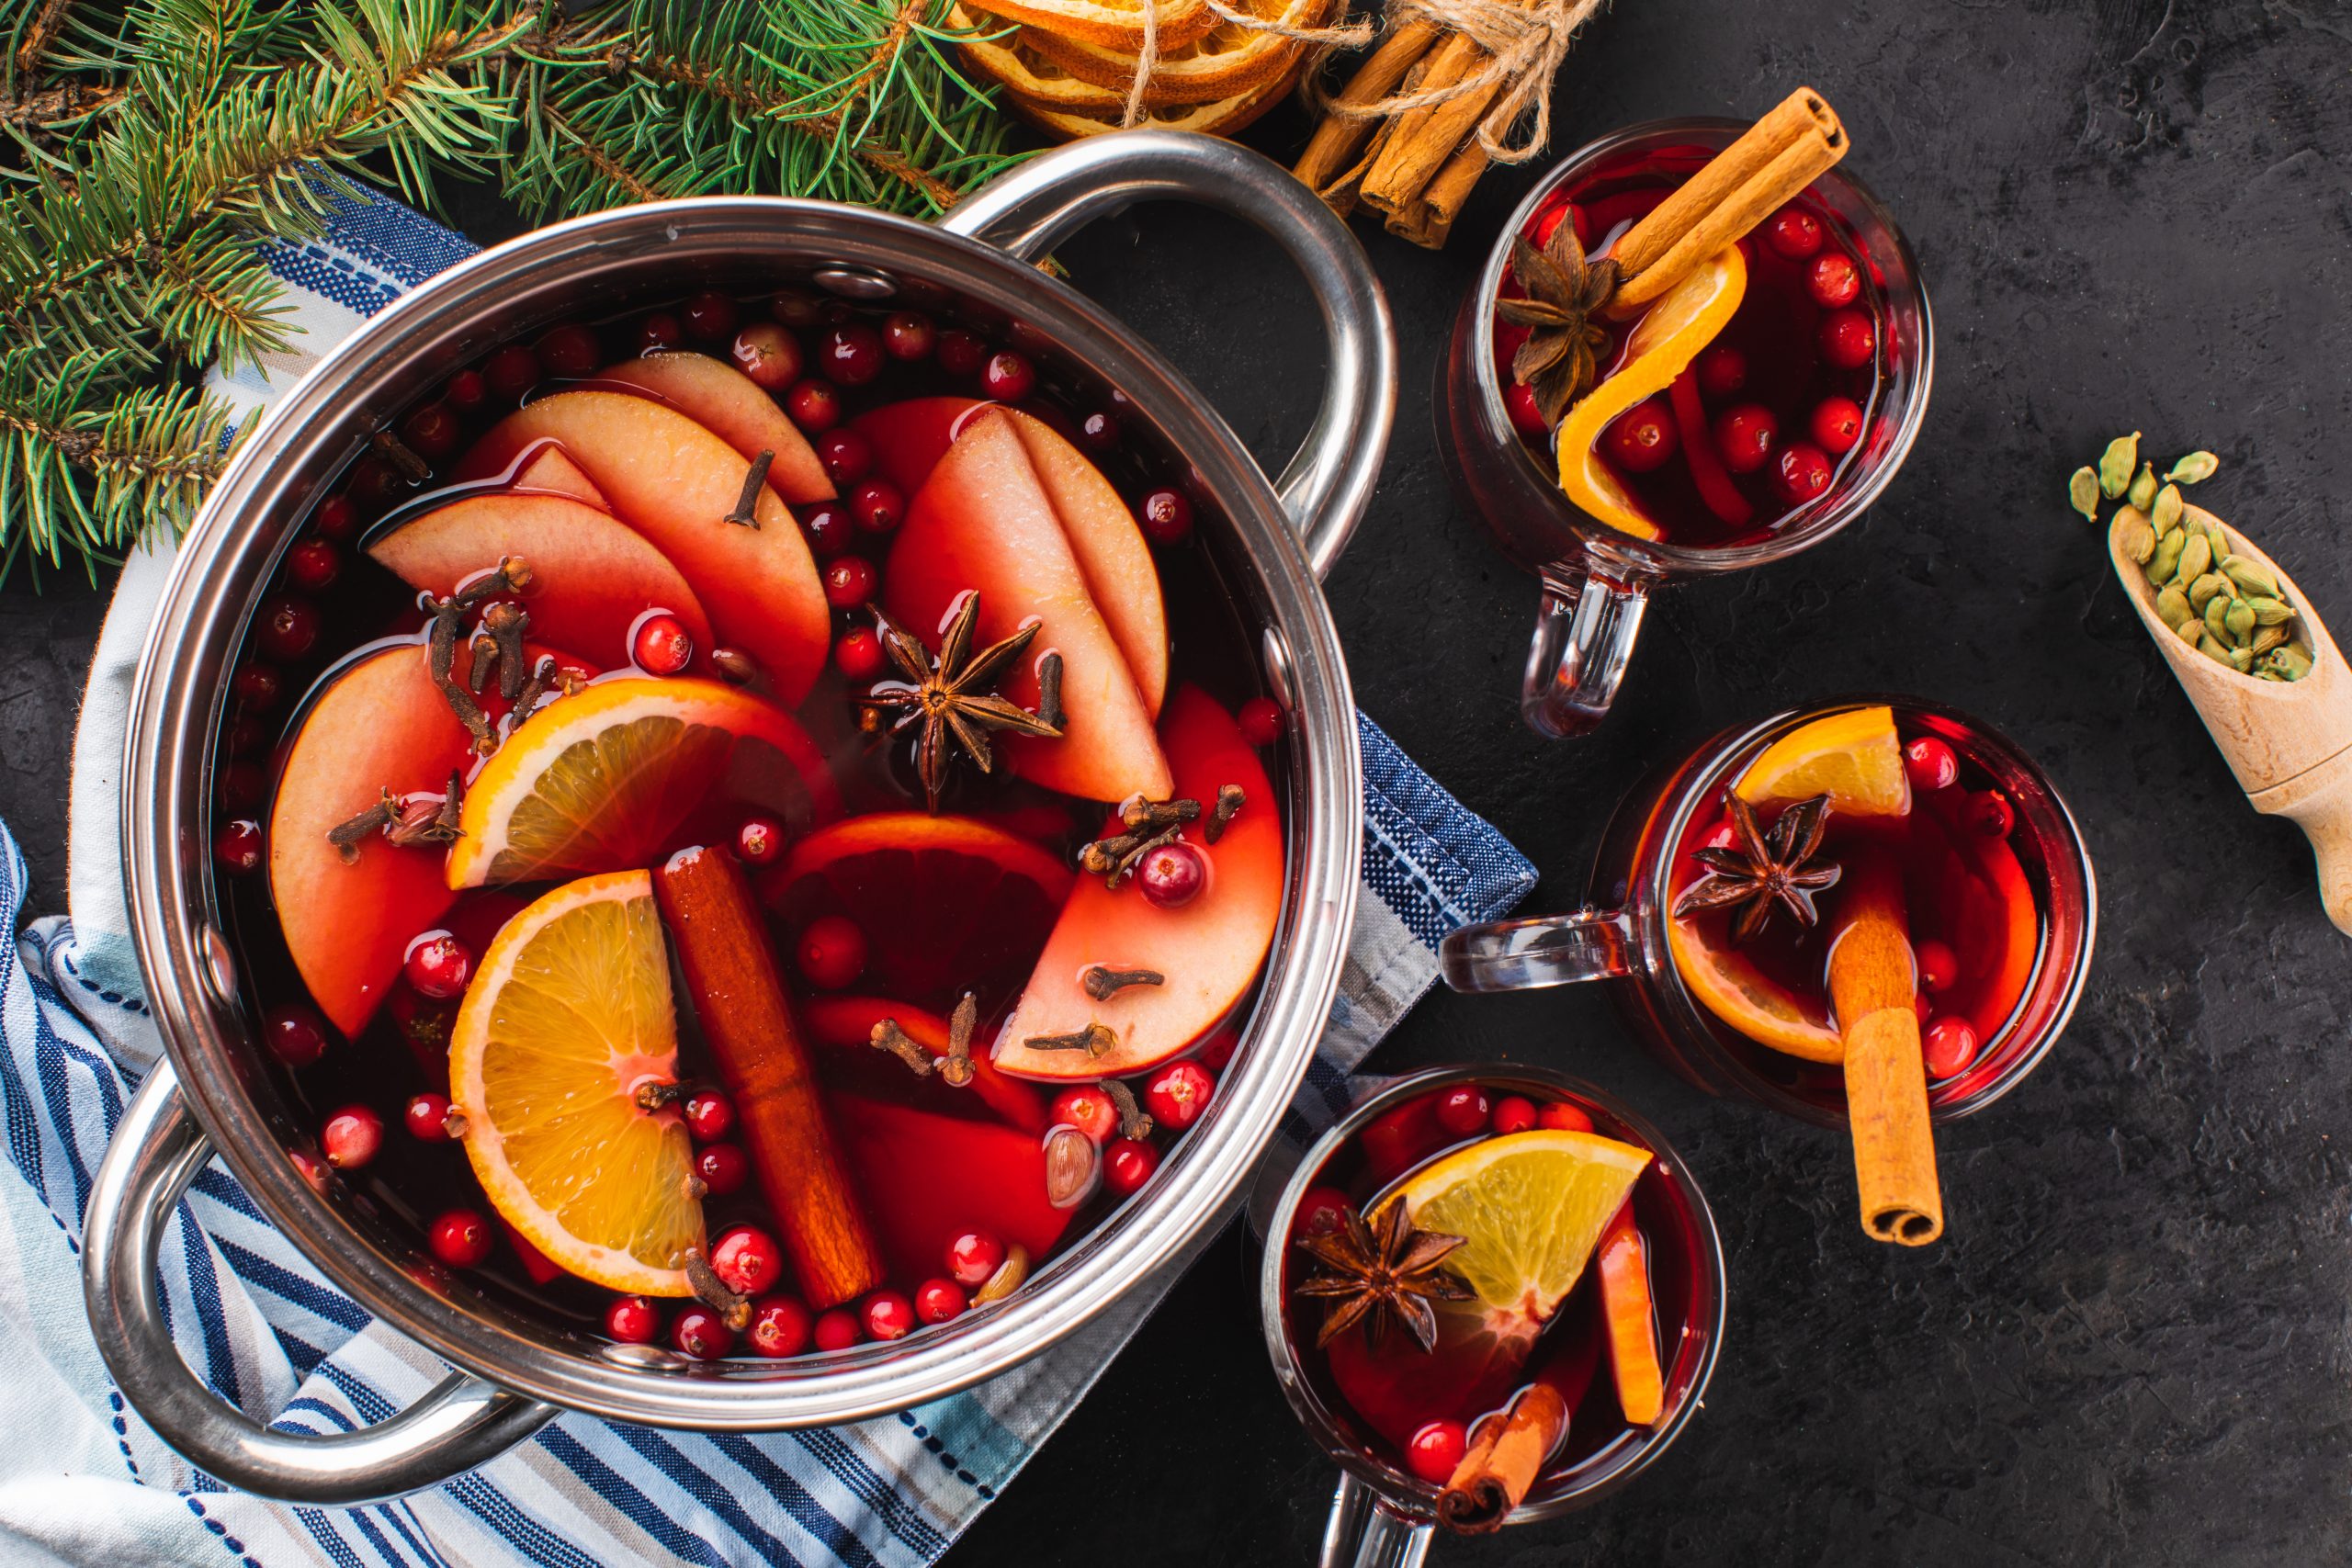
[1713, 405, 1778, 475]
[1904, 736, 1960, 794]
[834, 627, 886, 682]
[1196, 1028, 1240, 1072]
[1238, 696, 1283, 747]
[979, 350, 1035, 401]
[820, 322, 885, 386]
[482, 344, 540, 400]
[443, 368, 487, 412]
[1537, 1100, 1594, 1133]
[936, 328, 987, 378]
[1772, 442, 1834, 505]
[812, 1308, 862, 1352]
[773, 289, 823, 330]
[639, 311, 684, 352]
[1967, 789, 2015, 838]
[263, 1004, 330, 1067]
[1434, 1085, 1491, 1137]
[1529, 199, 1582, 250]
[695, 1143, 749, 1197]
[1923, 1016, 1981, 1079]
[733, 816, 786, 866]
[747, 1296, 813, 1358]
[213, 819, 263, 875]
[914, 1278, 967, 1325]
[217, 761, 266, 815]
[1764, 205, 1824, 259]
[671, 1304, 733, 1359]
[797, 914, 866, 989]
[1136, 841, 1205, 908]
[1103, 1137, 1159, 1196]
[730, 322, 802, 389]
[801, 500, 854, 559]
[882, 311, 936, 361]
[683, 1090, 736, 1143]
[822, 558, 876, 610]
[312, 494, 356, 540]
[1294, 1186, 1354, 1238]
[710, 1224, 785, 1296]
[403, 931, 473, 999]
[605, 1294, 662, 1344]
[255, 595, 322, 661]
[1819, 309, 1877, 369]
[850, 478, 904, 534]
[1079, 410, 1120, 452]
[322, 1104, 383, 1169]
[427, 1209, 493, 1269]
[225, 716, 266, 756]
[631, 612, 695, 676]
[817, 428, 873, 486]
[785, 378, 842, 433]
[683, 290, 738, 341]
[1915, 939, 1958, 994]
[864, 1290, 915, 1341]
[1137, 487, 1193, 546]
[284, 536, 340, 592]
[1049, 1086, 1118, 1145]
[1811, 396, 1865, 455]
[1695, 343, 1747, 399]
[1913, 993, 1933, 1025]
[1405, 1418, 1469, 1484]
[232, 662, 282, 710]
[404, 1092, 454, 1142]
[945, 1230, 1006, 1288]
[1807, 251, 1862, 310]
[1492, 1094, 1538, 1135]
[389, 988, 453, 1055]
[1503, 381, 1548, 439]
[1144, 1060, 1216, 1131]
[1603, 398, 1679, 473]
[537, 324, 603, 378]
[348, 455, 404, 505]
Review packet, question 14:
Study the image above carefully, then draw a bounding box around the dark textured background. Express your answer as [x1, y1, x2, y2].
[6, 1, 2350, 1562]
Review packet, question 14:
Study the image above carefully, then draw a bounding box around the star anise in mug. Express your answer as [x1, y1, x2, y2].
[1671, 792, 1843, 942]
[1293, 1196, 1472, 1353]
[857, 593, 1062, 811]
[1498, 221, 1622, 424]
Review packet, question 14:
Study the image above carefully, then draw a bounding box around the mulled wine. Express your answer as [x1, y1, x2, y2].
[210, 281, 1289, 1360]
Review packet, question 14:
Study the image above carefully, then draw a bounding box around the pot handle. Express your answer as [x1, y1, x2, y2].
[82, 1062, 559, 1505]
[940, 131, 1396, 579]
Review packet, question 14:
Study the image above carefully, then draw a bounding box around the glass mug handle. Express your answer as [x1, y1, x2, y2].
[1441, 906, 1636, 993]
[1521, 566, 1650, 739]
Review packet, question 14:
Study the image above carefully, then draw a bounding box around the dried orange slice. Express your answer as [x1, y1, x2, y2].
[446, 675, 836, 888]
[449, 871, 701, 1294]
[1555, 247, 1747, 542]
[1666, 916, 1844, 1061]
[1734, 705, 1910, 818]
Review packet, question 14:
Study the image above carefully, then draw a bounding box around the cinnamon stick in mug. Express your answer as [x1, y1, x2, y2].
[1825, 852, 1944, 1246]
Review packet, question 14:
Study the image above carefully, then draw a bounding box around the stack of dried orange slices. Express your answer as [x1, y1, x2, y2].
[951, 0, 1332, 140]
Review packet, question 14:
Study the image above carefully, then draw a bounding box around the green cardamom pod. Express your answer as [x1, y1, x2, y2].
[2175, 534, 2214, 586]
[2231, 646, 2256, 673]
[2219, 555, 2280, 599]
[2067, 467, 2100, 521]
[2188, 571, 2230, 613]
[2199, 635, 2237, 670]
[2150, 484, 2183, 537]
[2204, 595, 2232, 642]
[2225, 599, 2256, 645]
[2256, 669, 2285, 681]
[2274, 646, 2315, 681]
[2165, 451, 2219, 485]
[2114, 508, 2156, 565]
[2251, 624, 2290, 657]
[2146, 533, 2187, 584]
[2098, 432, 2140, 499]
[2126, 462, 2158, 511]
[2155, 585, 2193, 629]
[2247, 595, 2294, 626]
[2174, 614, 2204, 647]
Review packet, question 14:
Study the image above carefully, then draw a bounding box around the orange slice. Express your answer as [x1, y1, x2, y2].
[1734, 705, 1910, 818]
[448, 871, 701, 1294]
[1666, 916, 1843, 1061]
[446, 676, 837, 888]
[1555, 247, 1747, 542]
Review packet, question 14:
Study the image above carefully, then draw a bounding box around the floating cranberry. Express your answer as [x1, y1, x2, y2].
[348, 455, 404, 506]
[1695, 343, 1747, 400]
[820, 322, 885, 386]
[785, 378, 842, 433]
[225, 716, 266, 756]
[936, 328, 987, 378]
[1603, 398, 1679, 473]
[1913, 994, 1932, 1025]
[914, 1278, 967, 1325]
[1196, 1028, 1240, 1072]
[822, 557, 876, 611]
[322, 1104, 383, 1169]
[217, 761, 266, 815]
[1050, 1086, 1119, 1145]
[1237, 695, 1284, 748]
[264, 1003, 329, 1066]
[747, 1296, 813, 1358]
[1819, 310, 1877, 369]
[428, 1209, 493, 1269]
[1915, 939, 1958, 994]
[773, 289, 823, 330]
[882, 311, 936, 361]
[695, 1143, 749, 1197]
[733, 816, 786, 866]
[1772, 441, 1834, 505]
[404, 931, 473, 1000]
[214, 819, 264, 876]
[1502, 381, 1548, 439]
[1807, 251, 1862, 310]
[683, 291, 739, 341]
[980, 350, 1035, 401]
[1713, 405, 1778, 475]
[255, 595, 322, 661]
[834, 627, 886, 683]
[710, 1224, 785, 1296]
[945, 1230, 1006, 1288]
[1405, 1418, 1469, 1484]
[1811, 395, 1865, 455]
[630, 612, 694, 677]
[730, 322, 802, 390]
[1536, 1100, 1594, 1133]
[672, 1304, 733, 1359]
[443, 368, 487, 412]
[605, 1294, 662, 1345]
[817, 428, 874, 487]
[863, 1290, 915, 1341]
[1764, 205, 1824, 260]
[389, 988, 453, 1055]
[1903, 736, 1960, 794]
[801, 500, 854, 559]
[1137, 841, 1205, 909]
[1434, 1085, 1491, 1137]
[639, 311, 684, 352]
[675, 1091, 731, 1145]
[797, 914, 866, 989]
[312, 493, 357, 540]
[1102, 1137, 1159, 1196]
[404, 1091, 455, 1142]
[1967, 789, 2015, 838]
[1492, 1095, 1538, 1135]
[1079, 409, 1120, 452]
[812, 1308, 862, 1352]
[537, 324, 602, 378]
[482, 344, 540, 401]
[232, 662, 283, 711]
[1144, 1061, 1215, 1131]
[284, 536, 340, 592]
[850, 478, 903, 535]
[1136, 487, 1193, 547]
[1923, 1016, 1981, 1079]
[1294, 1186, 1353, 1239]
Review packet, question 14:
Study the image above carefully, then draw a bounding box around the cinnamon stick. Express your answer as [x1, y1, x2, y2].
[1436, 1321, 1597, 1535]
[1291, 19, 1442, 203]
[1401, 135, 1492, 248]
[654, 847, 886, 1307]
[1825, 851, 1944, 1246]
[1358, 34, 1488, 215]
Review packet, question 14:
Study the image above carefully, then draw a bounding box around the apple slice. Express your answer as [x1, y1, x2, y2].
[885, 408, 1170, 802]
[366, 491, 712, 672]
[457, 390, 830, 703]
[853, 396, 978, 496]
[594, 353, 832, 505]
[826, 1091, 1072, 1285]
[991, 685, 1280, 1080]
[508, 441, 606, 509]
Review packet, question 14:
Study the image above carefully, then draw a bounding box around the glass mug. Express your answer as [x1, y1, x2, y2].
[1439, 699, 2097, 1126]
[1436, 120, 1936, 738]
[1259, 1065, 1724, 1566]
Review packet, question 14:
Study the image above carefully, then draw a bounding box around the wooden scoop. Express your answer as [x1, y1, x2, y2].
[1826, 852, 1943, 1246]
[2108, 504, 2352, 934]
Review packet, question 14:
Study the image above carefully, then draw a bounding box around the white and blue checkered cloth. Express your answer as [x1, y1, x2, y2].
[2, 191, 1537, 1566]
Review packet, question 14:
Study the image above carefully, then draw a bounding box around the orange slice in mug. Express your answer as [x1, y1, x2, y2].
[1734, 704, 1910, 818]
[1666, 918, 1843, 1062]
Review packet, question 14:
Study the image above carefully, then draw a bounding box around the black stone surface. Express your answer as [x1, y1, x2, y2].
[6, 2, 2349, 1561]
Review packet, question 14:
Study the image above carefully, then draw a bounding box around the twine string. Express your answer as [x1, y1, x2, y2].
[1307, 0, 1606, 162]
[1114, 0, 1376, 128]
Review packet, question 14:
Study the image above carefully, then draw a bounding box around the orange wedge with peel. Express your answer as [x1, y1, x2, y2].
[1555, 246, 1747, 542]
[1734, 704, 1910, 818]
[449, 871, 701, 1294]
[1666, 919, 1845, 1061]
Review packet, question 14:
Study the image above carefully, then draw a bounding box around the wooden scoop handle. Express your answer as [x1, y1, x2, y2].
[1826, 852, 1944, 1247]
[2251, 744, 2352, 936]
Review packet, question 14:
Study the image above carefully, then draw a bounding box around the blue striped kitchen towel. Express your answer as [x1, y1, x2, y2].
[7, 189, 1536, 1567]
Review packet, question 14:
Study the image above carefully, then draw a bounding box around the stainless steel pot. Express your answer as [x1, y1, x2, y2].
[84, 131, 1392, 1505]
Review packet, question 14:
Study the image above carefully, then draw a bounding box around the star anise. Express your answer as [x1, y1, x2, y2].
[1497, 220, 1622, 425]
[1293, 1196, 1473, 1353]
[857, 592, 1062, 811]
[1671, 792, 1843, 942]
